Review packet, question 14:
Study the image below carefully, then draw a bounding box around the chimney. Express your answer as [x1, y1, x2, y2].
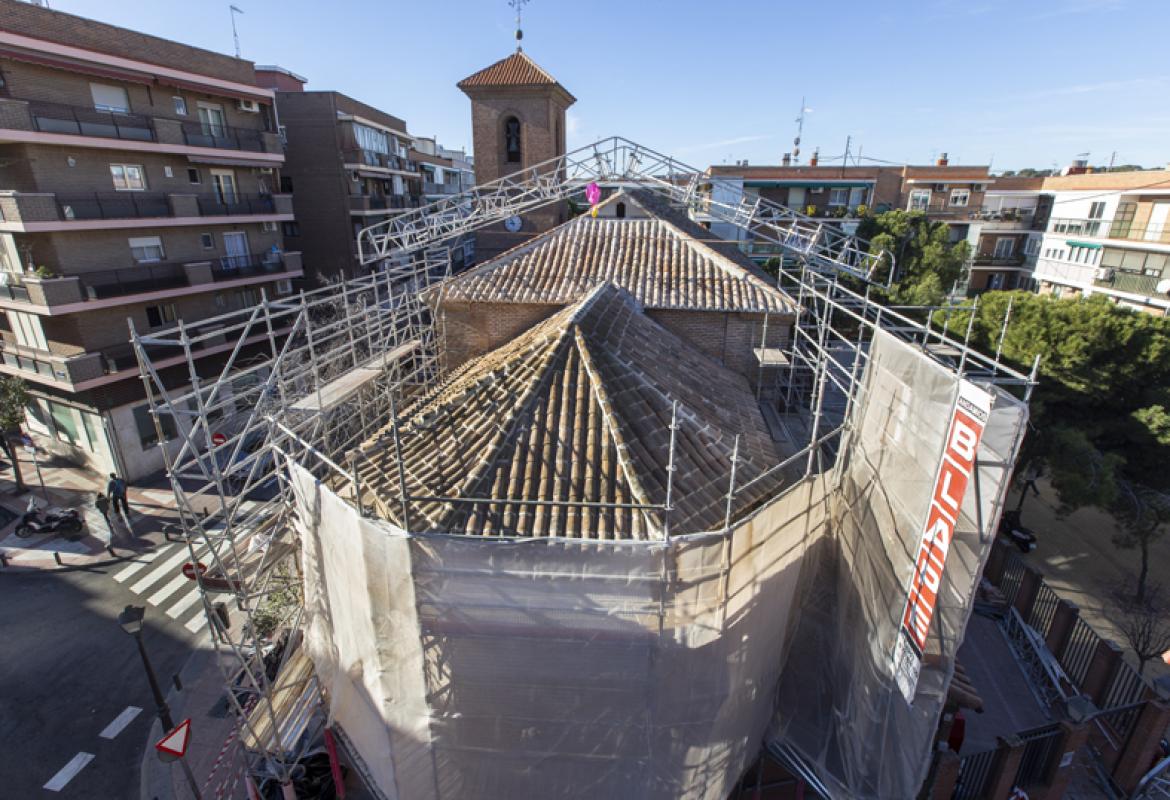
[936, 152, 949, 167]
[782, 153, 792, 166]
[809, 148, 819, 167]
[1064, 157, 1089, 176]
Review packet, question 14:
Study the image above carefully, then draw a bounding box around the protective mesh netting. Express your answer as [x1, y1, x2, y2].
[292, 330, 1027, 799]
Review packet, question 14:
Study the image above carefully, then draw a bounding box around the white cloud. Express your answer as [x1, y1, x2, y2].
[675, 134, 773, 155]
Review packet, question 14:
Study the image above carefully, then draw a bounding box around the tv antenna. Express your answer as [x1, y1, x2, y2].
[229, 5, 244, 59]
[509, 0, 530, 49]
[793, 98, 811, 164]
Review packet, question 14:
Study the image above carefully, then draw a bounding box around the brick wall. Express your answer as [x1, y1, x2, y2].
[0, 0, 259, 86]
[0, 60, 270, 133]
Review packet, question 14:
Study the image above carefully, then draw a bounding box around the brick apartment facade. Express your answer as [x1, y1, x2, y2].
[0, 0, 302, 478]
[255, 68, 439, 280]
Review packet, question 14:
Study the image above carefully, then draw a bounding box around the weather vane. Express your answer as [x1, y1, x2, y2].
[509, 0, 529, 50]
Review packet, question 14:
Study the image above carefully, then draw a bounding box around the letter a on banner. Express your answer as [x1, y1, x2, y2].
[892, 380, 993, 704]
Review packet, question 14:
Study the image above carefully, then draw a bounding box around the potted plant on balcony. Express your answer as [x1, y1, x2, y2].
[855, 203, 869, 218]
[805, 204, 818, 217]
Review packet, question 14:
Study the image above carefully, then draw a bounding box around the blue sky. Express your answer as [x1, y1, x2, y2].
[55, 0, 1168, 172]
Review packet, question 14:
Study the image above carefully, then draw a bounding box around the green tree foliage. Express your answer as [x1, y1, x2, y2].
[934, 292, 1170, 520]
[857, 210, 970, 306]
[0, 377, 30, 491]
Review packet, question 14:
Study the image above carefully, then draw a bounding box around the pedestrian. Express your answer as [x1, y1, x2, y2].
[95, 491, 112, 532]
[107, 472, 130, 517]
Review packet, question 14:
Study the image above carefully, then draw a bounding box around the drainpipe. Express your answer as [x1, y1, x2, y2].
[101, 409, 130, 479]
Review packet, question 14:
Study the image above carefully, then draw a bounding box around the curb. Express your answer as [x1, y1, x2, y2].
[140, 646, 220, 800]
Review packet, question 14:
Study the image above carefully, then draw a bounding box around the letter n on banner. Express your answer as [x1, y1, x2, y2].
[892, 380, 993, 704]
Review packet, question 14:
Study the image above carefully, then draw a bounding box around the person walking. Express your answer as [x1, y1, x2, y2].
[95, 491, 112, 533]
[107, 473, 130, 518]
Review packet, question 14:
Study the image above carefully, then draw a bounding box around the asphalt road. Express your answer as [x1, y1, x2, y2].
[0, 559, 198, 799]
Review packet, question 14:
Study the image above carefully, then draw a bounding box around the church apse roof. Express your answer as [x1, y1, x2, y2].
[457, 49, 575, 101]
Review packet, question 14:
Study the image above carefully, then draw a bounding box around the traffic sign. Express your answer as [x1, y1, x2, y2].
[155, 718, 192, 762]
[211, 432, 227, 446]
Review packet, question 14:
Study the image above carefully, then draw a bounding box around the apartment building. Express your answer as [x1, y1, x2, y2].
[965, 177, 1050, 292]
[0, 0, 301, 479]
[703, 156, 993, 257]
[1031, 167, 1170, 314]
[255, 67, 424, 280]
[412, 137, 475, 268]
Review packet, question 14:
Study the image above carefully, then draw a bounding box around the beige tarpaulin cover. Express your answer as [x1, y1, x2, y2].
[292, 464, 827, 799]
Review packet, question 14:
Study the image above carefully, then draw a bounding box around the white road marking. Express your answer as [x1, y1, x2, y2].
[166, 587, 203, 620]
[130, 544, 198, 594]
[186, 609, 211, 634]
[43, 752, 94, 791]
[112, 548, 164, 583]
[99, 706, 143, 740]
[147, 574, 191, 607]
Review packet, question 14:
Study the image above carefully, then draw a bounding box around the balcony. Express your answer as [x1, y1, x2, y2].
[970, 208, 1043, 231]
[423, 181, 461, 195]
[342, 149, 416, 172]
[0, 340, 106, 387]
[350, 194, 389, 213]
[80, 262, 191, 299]
[1093, 269, 1169, 297]
[197, 193, 276, 216]
[0, 97, 282, 156]
[1050, 217, 1170, 245]
[972, 254, 1028, 268]
[57, 192, 174, 220]
[210, 251, 292, 281]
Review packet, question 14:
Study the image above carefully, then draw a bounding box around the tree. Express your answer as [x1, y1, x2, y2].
[0, 377, 30, 493]
[1113, 585, 1170, 676]
[858, 210, 970, 306]
[1112, 481, 1170, 604]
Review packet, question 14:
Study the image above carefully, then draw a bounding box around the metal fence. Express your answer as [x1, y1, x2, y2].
[953, 747, 997, 800]
[999, 553, 1026, 607]
[1026, 580, 1061, 639]
[1014, 723, 1063, 787]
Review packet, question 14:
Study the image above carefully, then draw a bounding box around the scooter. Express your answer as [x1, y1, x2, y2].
[14, 498, 85, 540]
[999, 509, 1036, 553]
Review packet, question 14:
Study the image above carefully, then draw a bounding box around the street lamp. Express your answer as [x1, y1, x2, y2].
[118, 605, 203, 799]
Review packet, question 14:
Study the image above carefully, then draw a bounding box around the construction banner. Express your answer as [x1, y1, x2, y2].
[892, 379, 993, 704]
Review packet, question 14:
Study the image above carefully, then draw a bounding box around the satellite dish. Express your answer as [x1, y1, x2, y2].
[1157, 279, 1170, 295]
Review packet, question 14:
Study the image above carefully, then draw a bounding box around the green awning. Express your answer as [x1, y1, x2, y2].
[1066, 240, 1102, 250]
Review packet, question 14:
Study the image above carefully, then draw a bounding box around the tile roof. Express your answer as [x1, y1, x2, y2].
[354, 284, 789, 540]
[439, 191, 796, 314]
[456, 50, 573, 99]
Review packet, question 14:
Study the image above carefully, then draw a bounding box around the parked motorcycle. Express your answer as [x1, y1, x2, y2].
[14, 499, 85, 540]
[999, 508, 1036, 553]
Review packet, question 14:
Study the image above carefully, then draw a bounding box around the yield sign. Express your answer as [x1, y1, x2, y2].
[155, 719, 192, 761]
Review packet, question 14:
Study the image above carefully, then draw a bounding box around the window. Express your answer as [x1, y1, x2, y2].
[133, 404, 177, 449]
[110, 164, 146, 191]
[173, 96, 187, 116]
[993, 238, 1015, 259]
[145, 303, 176, 328]
[1111, 202, 1136, 238]
[909, 189, 931, 211]
[8, 310, 48, 350]
[849, 187, 866, 208]
[163, 166, 173, 178]
[949, 188, 970, 207]
[353, 123, 390, 155]
[238, 288, 260, 307]
[503, 115, 521, 163]
[129, 236, 165, 263]
[828, 188, 849, 207]
[50, 403, 80, 445]
[1088, 201, 1106, 220]
[1024, 238, 1041, 257]
[616, 202, 627, 219]
[187, 168, 201, 184]
[211, 170, 237, 204]
[199, 232, 214, 249]
[282, 221, 300, 237]
[197, 102, 227, 137]
[90, 83, 129, 113]
[262, 220, 277, 233]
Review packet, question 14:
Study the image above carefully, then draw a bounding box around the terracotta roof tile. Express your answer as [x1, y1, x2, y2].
[440, 192, 796, 315]
[457, 50, 572, 98]
[354, 285, 790, 540]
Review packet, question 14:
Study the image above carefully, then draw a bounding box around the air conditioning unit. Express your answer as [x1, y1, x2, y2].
[933, 183, 947, 192]
[809, 187, 824, 194]
[1157, 278, 1170, 295]
[1095, 267, 1114, 281]
[262, 220, 277, 232]
[237, 99, 261, 113]
[973, 183, 987, 192]
[258, 167, 274, 175]
[275, 279, 293, 296]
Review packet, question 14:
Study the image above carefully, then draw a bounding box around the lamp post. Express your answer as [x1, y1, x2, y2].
[118, 605, 203, 799]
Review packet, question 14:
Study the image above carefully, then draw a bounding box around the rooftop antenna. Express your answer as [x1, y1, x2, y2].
[229, 5, 244, 59]
[509, 0, 529, 50]
[793, 98, 811, 164]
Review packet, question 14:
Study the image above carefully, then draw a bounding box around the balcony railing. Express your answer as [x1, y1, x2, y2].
[1049, 217, 1170, 244]
[210, 251, 287, 281]
[180, 121, 266, 152]
[80, 262, 190, 300]
[1093, 270, 1167, 296]
[26, 100, 155, 142]
[973, 254, 1027, 267]
[342, 149, 415, 172]
[197, 194, 275, 216]
[350, 194, 389, 212]
[0, 343, 65, 380]
[0, 279, 30, 302]
[423, 181, 460, 195]
[57, 192, 173, 220]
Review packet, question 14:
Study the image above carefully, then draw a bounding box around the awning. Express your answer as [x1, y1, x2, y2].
[187, 154, 280, 168]
[744, 180, 872, 188]
[1066, 240, 1103, 249]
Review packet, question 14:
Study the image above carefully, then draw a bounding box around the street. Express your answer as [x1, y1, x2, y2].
[0, 553, 204, 798]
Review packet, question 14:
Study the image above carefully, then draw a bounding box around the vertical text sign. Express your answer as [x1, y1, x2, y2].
[893, 380, 993, 704]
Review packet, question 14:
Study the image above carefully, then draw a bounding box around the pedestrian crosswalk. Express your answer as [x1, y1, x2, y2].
[113, 540, 215, 635]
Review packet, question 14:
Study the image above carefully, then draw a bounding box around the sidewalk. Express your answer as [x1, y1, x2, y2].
[0, 449, 183, 571]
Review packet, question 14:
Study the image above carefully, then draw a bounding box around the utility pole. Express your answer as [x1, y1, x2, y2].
[793, 97, 809, 164]
[229, 5, 244, 59]
[842, 135, 851, 177]
[1108, 151, 1117, 172]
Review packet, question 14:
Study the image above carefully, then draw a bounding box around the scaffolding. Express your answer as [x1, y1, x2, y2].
[131, 139, 1037, 798]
